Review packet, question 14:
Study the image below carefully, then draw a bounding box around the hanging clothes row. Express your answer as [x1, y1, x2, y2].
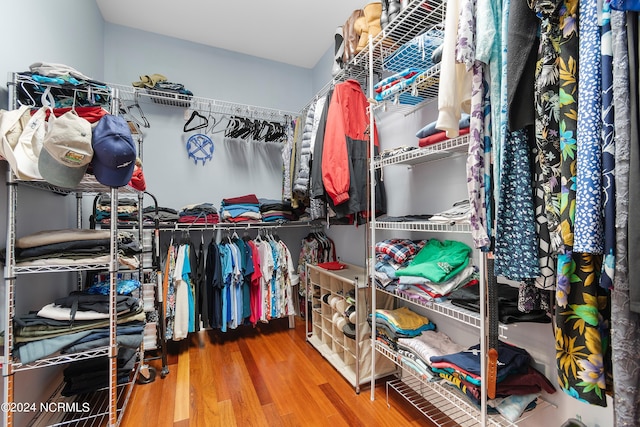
[224, 115, 289, 142]
[161, 229, 299, 340]
[298, 229, 337, 288]
[284, 80, 387, 224]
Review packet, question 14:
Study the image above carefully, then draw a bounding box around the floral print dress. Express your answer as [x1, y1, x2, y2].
[554, 0, 611, 407]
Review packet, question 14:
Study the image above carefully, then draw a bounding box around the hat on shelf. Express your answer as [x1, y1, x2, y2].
[332, 312, 342, 325]
[0, 105, 37, 180]
[91, 114, 137, 187]
[342, 321, 356, 340]
[345, 305, 356, 323]
[329, 295, 341, 310]
[38, 110, 93, 188]
[15, 107, 49, 181]
[322, 293, 331, 304]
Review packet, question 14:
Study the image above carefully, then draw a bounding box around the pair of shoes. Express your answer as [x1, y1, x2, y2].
[355, 2, 383, 53]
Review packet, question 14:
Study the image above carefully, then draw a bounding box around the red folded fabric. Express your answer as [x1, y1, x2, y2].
[38, 106, 109, 124]
[223, 217, 260, 223]
[178, 214, 219, 224]
[222, 194, 260, 205]
[418, 127, 470, 148]
[128, 165, 146, 191]
[317, 261, 347, 270]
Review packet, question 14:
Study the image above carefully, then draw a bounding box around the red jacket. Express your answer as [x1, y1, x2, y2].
[321, 80, 378, 206]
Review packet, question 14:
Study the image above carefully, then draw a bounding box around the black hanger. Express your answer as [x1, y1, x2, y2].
[225, 116, 241, 137]
[184, 110, 209, 132]
[125, 94, 150, 128]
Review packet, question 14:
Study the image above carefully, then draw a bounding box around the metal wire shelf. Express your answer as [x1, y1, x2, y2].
[307, 0, 447, 116]
[376, 288, 509, 339]
[375, 134, 469, 168]
[371, 64, 441, 115]
[12, 174, 141, 196]
[349, 0, 447, 78]
[13, 262, 111, 275]
[374, 220, 471, 233]
[377, 343, 518, 427]
[110, 83, 297, 124]
[11, 347, 109, 372]
[27, 363, 139, 427]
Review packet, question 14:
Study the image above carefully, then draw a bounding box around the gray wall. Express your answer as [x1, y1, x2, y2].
[102, 23, 314, 211]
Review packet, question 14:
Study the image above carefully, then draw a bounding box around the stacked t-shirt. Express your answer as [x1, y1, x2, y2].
[220, 194, 262, 223]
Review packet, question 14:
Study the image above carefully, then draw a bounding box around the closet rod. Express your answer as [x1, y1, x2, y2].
[158, 220, 319, 233]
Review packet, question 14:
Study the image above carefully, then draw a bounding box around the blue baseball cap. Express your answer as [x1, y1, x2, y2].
[91, 115, 137, 187]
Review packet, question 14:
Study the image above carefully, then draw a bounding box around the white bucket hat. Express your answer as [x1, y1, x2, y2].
[13, 106, 48, 180]
[0, 105, 43, 180]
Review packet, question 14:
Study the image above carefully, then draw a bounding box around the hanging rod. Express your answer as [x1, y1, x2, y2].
[154, 220, 321, 232]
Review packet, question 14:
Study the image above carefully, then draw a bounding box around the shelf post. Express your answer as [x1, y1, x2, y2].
[108, 187, 118, 426]
[3, 168, 17, 427]
[367, 31, 378, 402]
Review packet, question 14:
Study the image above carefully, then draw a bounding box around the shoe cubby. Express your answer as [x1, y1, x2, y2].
[305, 263, 380, 392]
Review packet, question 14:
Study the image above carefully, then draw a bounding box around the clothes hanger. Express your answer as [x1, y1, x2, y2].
[205, 110, 225, 134]
[125, 93, 150, 128]
[225, 116, 241, 137]
[183, 110, 209, 132]
[71, 90, 79, 114]
[231, 117, 251, 139]
[19, 81, 37, 107]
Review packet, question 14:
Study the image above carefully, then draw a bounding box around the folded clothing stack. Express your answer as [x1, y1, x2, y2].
[142, 205, 180, 225]
[11, 292, 144, 364]
[374, 237, 477, 302]
[259, 198, 297, 222]
[369, 306, 436, 350]
[62, 346, 139, 396]
[220, 194, 262, 223]
[428, 199, 472, 224]
[3, 228, 141, 270]
[132, 73, 193, 106]
[416, 114, 470, 148]
[132, 73, 193, 96]
[94, 194, 138, 226]
[448, 282, 551, 324]
[178, 202, 219, 224]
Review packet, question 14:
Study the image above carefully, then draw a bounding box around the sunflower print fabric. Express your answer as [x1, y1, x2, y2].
[555, 0, 611, 406]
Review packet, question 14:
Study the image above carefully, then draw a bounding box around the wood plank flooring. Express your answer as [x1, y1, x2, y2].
[120, 317, 440, 427]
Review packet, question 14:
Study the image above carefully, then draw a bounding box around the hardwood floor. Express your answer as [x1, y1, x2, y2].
[120, 317, 442, 427]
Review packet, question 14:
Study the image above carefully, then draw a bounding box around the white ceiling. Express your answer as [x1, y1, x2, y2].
[96, 0, 370, 69]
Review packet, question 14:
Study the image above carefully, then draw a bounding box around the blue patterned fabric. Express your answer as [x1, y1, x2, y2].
[610, 0, 640, 10]
[574, 0, 604, 253]
[495, 129, 540, 280]
[600, 0, 616, 289]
